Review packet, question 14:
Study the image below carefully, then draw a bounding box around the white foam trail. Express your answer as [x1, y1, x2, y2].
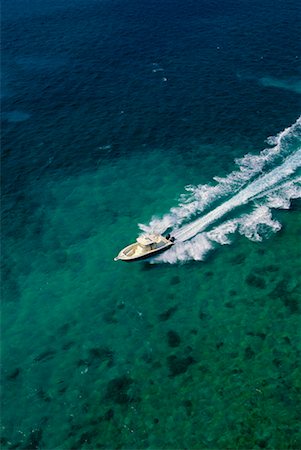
[254, 177, 301, 209]
[207, 205, 282, 243]
[156, 171, 299, 263]
[140, 117, 301, 234]
[154, 233, 213, 263]
[144, 117, 301, 263]
[155, 204, 283, 263]
[238, 206, 282, 241]
[173, 149, 300, 242]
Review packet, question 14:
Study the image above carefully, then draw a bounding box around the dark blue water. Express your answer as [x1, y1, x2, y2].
[2, 0, 301, 448]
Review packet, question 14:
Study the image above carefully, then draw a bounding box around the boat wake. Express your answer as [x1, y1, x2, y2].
[139, 117, 301, 263]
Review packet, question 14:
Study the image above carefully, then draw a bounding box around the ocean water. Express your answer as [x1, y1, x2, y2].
[1, 0, 301, 449]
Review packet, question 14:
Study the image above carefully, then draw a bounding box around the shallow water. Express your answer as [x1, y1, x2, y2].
[1, 0, 301, 448]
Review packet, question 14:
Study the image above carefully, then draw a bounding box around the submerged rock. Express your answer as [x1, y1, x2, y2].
[105, 375, 134, 405]
[183, 399, 193, 416]
[103, 408, 114, 421]
[170, 276, 180, 285]
[167, 354, 195, 377]
[34, 349, 56, 363]
[244, 346, 255, 360]
[89, 347, 113, 363]
[26, 428, 43, 449]
[269, 279, 300, 314]
[62, 341, 75, 350]
[37, 388, 51, 402]
[102, 309, 118, 324]
[199, 311, 208, 320]
[167, 330, 181, 348]
[230, 253, 246, 265]
[6, 367, 21, 380]
[246, 273, 266, 289]
[78, 347, 114, 369]
[158, 305, 178, 321]
[57, 323, 71, 335]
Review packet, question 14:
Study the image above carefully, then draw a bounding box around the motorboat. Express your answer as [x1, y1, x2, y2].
[114, 233, 175, 262]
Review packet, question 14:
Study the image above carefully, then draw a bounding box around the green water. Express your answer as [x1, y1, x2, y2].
[2, 148, 301, 448]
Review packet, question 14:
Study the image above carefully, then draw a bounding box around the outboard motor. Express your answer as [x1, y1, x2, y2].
[170, 236, 175, 242]
[166, 234, 170, 240]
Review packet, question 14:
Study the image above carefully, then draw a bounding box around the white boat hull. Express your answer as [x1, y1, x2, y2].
[114, 235, 174, 262]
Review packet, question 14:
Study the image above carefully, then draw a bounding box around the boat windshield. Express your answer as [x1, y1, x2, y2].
[136, 234, 161, 246]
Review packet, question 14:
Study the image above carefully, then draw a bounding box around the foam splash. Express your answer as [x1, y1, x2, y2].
[254, 177, 301, 209]
[140, 117, 301, 236]
[155, 233, 213, 264]
[143, 117, 301, 263]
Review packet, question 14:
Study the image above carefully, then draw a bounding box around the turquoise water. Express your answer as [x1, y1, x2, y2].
[1, 0, 301, 448]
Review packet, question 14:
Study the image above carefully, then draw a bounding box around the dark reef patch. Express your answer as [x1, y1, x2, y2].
[0, 437, 9, 447]
[283, 336, 291, 345]
[225, 301, 234, 308]
[261, 264, 279, 273]
[269, 279, 300, 314]
[82, 403, 89, 414]
[230, 253, 246, 265]
[152, 361, 162, 369]
[88, 347, 114, 363]
[37, 388, 52, 402]
[167, 354, 195, 377]
[62, 341, 75, 350]
[183, 399, 193, 416]
[57, 379, 68, 394]
[158, 305, 178, 321]
[105, 375, 135, 405]
[6, 367, 21, 380]
[246, 273, 266, 289]
[1, 263, 21, 302]
[205, 271, 213, 277]
[170, 275, 180, 285]
[167, 330, 181, 348]
[102, 308, 118, 324]
[79, 432, 93, 445]
[77, 347, 114, 369]
[190, 328, 198, 335]
[247, 331, 266, 340]
[57, 323, 71, 335]
[34, 349, 56, 363]
[244, 346, 255, 360]
[256, 439, 268, 448]
[103, 408, 114, 421]
[26, 428, 43, 449]
[116, 301, 125, 309]
[52, 249, 68, 266]
[199, 311, 208, 320]
[231, 367, 243, 375]
[141, 350, 153, 364]
[273, 358, 282, 368]
[198, 364, 210, 374]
